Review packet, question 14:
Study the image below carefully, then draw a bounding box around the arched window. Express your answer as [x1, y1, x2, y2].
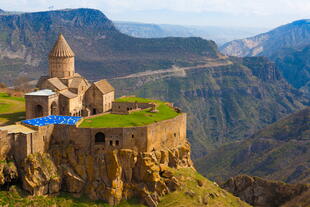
[51, 102, 57, 115]
[95, 132, 105, 143]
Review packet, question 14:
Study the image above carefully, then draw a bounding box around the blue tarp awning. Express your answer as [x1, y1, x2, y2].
[22, 115, 82, 127]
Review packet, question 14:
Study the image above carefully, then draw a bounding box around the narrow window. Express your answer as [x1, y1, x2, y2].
[110, 140, 113, 146]
[174, 133, 177, 137]
[132, 134, 134, 138]
[116, 140, 119, 146]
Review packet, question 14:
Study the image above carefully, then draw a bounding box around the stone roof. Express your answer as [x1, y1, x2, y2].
[59, 90, 78, 99]
[25, 89, 55, 96]
[0, 124, 35, 135]
[47, 77, 68, 91]
[49, 34, 75, 58]
[94, 79, 114, 94]
[69, 77, 86, 89]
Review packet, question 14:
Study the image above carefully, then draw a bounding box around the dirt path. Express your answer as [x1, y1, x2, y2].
[113, 59, 233, 80]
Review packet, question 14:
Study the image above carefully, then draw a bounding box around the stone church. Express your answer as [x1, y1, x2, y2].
[25, 34, 115, 119]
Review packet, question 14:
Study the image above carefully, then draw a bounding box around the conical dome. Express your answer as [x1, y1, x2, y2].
[49, 34, 75, 58]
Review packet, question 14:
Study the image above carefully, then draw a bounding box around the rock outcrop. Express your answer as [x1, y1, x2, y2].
[20, 142, 193, 206]
[221, 175, 310, 207]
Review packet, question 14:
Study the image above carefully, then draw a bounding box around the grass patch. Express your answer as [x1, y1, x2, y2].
[0, 188, 145, 207]
[158, 168, 250, 207]
[115, 97, 162, 104]
[0, 93, 25, 125]
[79, 97, 179, 128]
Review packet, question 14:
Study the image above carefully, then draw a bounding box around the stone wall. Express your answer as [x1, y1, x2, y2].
[49, 113, 186, 153]
[146, 113, 187, 151]
[112, 102, 155, 115]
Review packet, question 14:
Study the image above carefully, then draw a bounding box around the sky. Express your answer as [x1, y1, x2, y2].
[1, 0, 310, 28]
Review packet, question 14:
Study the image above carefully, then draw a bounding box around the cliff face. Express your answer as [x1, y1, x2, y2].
[222, 175, 310, 207]
[20, 142, 192, 206]
[0, 139, 252, 207]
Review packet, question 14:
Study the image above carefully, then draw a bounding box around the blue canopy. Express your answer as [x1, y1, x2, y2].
[22, 115, 82, 127]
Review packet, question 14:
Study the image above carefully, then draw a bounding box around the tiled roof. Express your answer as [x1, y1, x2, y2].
[49, 34, 75, 58]
[47, 77, 68, 91]
[59, 89, 78, 98]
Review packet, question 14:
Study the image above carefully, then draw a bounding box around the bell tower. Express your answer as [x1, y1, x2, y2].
[48, 34, 75, 78]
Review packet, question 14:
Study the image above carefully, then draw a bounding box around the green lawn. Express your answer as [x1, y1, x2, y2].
[0, 93, 25, 125]
[79, 97, 179, 128]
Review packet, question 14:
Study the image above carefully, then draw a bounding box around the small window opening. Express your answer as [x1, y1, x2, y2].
[95, 132, 105, 143]
[132, 134, 134, 138]
[174, 133, 177, 137]
[110, 140, 113, 146]
[116, 140, 119, 146]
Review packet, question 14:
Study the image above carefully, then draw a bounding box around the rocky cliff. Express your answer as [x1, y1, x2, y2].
[20, 142, 192, 206]
[0, 139, 252, 207]
[222, 175, 310, 207]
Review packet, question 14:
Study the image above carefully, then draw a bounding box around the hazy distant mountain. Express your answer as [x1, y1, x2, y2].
[115, 21, 268, 45]
[221, 20, 310, 93]
[221, 20, 310, 57]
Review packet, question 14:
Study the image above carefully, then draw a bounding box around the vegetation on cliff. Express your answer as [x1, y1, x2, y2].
[0, 168, 250, 207]
[196, 107, 310, 184]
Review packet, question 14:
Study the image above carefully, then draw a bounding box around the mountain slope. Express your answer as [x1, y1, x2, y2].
[111, 57, 307, 158]
[0, 8, 218, 85]
[196, 107, 310, 183]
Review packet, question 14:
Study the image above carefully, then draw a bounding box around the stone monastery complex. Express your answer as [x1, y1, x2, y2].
[0, 34, 187, 165]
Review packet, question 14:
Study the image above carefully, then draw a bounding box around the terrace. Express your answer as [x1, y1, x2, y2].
[79, 97, 180, 128]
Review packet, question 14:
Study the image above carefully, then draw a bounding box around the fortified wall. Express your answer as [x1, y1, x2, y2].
[0, 100, 186, 166]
